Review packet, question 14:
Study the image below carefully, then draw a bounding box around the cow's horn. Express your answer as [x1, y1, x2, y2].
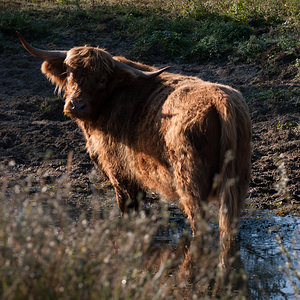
[17, 32, 67, 61]
[114, 60, 170, 79]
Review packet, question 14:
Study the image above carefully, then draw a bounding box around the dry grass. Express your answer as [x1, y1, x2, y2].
[0, 162, 247, 299]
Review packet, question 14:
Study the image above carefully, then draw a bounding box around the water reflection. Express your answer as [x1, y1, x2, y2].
[41, 194, 300, 298]
[238, 213, 300, 299]
[161, 208, 299, 299]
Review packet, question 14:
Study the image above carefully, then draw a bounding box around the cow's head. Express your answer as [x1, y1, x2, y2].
[18, 33, 169, 121]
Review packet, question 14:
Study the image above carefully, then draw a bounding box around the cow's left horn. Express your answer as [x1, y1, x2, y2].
[138, 66, 170, 79]
[114, 60, 170, 79]
[17, 32, 67, 61]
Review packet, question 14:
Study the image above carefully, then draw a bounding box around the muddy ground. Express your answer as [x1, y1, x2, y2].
[0, 39, 299, 216]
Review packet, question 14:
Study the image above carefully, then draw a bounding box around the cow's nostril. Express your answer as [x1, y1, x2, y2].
[71, 100, 85, 110]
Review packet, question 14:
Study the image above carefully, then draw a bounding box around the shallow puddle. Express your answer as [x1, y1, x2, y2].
[67, 202, 300, 299]
[155, 207, 299, 298]
[239, 212, 300, 299]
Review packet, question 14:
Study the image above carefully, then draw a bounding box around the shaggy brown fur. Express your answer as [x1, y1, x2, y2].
[29, 44, 251, 269]
[41, 45, 251, 231]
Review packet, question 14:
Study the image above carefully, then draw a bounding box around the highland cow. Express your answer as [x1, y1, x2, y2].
[18, 33, 251, 267]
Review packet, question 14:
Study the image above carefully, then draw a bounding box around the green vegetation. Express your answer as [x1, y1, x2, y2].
[0, 0, 299, 62]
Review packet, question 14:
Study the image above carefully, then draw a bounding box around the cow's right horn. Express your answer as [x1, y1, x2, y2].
[114, 60, 170, 79]
[17, 32, 67, 61]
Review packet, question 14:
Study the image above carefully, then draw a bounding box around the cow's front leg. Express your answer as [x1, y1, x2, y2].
[113, 180, 143, 214]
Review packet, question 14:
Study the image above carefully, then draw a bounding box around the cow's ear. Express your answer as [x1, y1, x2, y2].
[111, 66, 137, 87]
[41, 60, 67, 88]
[103, 66, 136, 93]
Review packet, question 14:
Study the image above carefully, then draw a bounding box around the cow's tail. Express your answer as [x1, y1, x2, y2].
[212, 86, 251, 241]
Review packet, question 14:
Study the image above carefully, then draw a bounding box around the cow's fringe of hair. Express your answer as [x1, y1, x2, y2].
[65, 46, 114, 75]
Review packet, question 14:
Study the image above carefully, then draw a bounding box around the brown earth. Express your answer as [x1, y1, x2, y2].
[0, 40, 299, 216]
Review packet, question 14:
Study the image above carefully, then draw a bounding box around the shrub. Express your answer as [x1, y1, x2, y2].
[235, 35, 268, 62]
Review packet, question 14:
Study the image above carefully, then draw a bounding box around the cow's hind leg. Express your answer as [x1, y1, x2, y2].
[168, 106, 221, 230]
[166, 107, 221, 282]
